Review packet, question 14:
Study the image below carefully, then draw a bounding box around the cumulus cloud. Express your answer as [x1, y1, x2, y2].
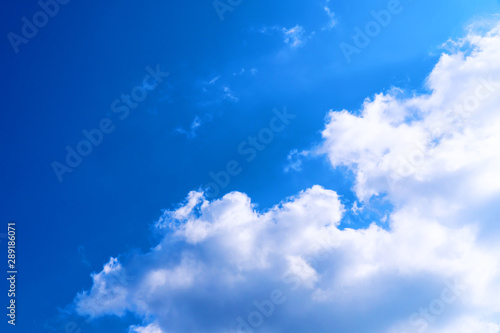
[76, 186, 350, 331]
[319, 23, 500, 205]
[73, 22, 500, 332]
[316, 21, 500, 331]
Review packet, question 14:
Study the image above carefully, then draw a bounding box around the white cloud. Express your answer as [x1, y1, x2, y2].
[317, 21, 500, 331]
[73, 21, 500, 333]
[199, 76, 239, 107]
[129, 323, 165, 333]
[261, 25, 310, 48]
[75, 257, 133, 319]
[284, 149, 310, 173]
[282, 25, 306, 48]
[322, 1, 336, 30]
[207, 75, 220, 85]
[233, 68, 245, 76]
[222, 85, 239, 102]
[351, 201, 362, 215]
[175, 116, 205, 139]
[436, 316, 500, 333]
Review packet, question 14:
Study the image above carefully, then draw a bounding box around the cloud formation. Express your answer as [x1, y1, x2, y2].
[74, 22, 500, 332]
[281, 25, 307, 48]
[261, 25, 309, 48]
[175, 116, 204, 139]
[322, 0, 336, 30]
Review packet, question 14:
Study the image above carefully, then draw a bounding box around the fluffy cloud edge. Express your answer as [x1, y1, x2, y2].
[71, 21, 500, 333]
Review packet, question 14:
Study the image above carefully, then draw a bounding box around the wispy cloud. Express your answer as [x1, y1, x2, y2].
[282, 25, 307, 48]
[77, 246, 91, 267]
[261, 25, 311, 48]
[284, 149, 311, 173]
[207, 75, 220, 85]
[198, 74, 240, 107]
[222, 86, 239, 102]
[233, 68, 245, 76]
[234, 67, 257, 76]
[322, 1, 336, 30]
[175, 115, 207, 139]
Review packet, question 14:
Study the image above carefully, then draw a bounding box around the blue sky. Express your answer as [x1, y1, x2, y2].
[2, 0, 500, 332]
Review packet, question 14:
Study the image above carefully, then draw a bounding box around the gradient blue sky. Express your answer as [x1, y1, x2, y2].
[2, 1, 500, 332]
